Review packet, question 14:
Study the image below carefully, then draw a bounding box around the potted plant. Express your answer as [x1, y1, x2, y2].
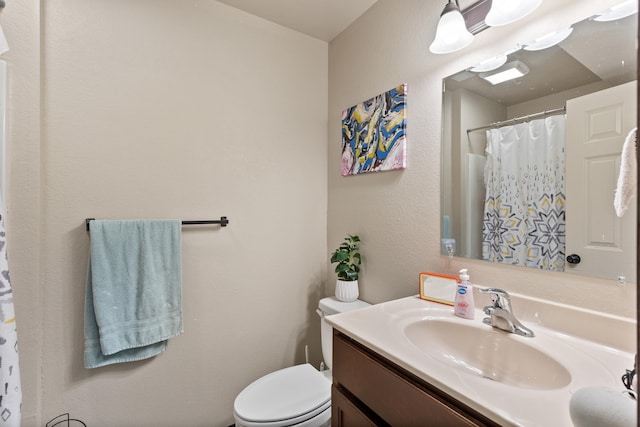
[330, 234, 361, 302]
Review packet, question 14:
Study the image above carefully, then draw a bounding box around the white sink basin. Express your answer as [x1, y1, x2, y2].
[326, 295, 636, 427]
[404, 318, 571, 390]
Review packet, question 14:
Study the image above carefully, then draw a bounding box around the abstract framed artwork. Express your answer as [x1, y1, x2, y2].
[341, 84, 407, 176]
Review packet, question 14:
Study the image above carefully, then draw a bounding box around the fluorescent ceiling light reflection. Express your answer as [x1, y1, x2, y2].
[470, 55, 508, 72]
[480, 61, 529, 85]
[594, 0, 638, 22]
[523, 27, 573, 51]
[429, 1, 474, 54]
[485, 0, 543, 27]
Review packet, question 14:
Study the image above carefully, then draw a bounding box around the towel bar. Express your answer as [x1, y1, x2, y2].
[85, 217, 229, 231]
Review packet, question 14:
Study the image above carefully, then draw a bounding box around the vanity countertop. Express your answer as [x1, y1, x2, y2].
[326, 295, 636, 427]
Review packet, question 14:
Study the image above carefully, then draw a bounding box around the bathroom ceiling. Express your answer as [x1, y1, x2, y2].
[216, 0, 379, 42]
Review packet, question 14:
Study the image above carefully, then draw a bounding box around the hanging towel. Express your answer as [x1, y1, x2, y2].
[0, 214, 21, 426]
[84, 220, 183, 369]
[614, 128, 637, 217]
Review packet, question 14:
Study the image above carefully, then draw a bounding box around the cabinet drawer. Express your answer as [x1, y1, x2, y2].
[333, 331, 498, 427]
[332, 385, 379, 427]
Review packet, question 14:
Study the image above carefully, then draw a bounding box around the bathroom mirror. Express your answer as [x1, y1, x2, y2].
[441, 7, 637, 282]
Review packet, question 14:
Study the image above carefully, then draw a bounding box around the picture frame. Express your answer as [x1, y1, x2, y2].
[418, 272, 458, 306]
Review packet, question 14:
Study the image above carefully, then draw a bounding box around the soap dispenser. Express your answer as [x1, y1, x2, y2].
[454, 268, 475, 319]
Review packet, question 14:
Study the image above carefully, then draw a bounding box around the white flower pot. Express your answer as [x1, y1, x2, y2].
[335, 279, 359, 302]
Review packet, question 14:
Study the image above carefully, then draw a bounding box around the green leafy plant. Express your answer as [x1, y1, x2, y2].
[330, 234, 361, 281]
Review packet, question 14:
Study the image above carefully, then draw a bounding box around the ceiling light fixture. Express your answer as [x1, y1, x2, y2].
[480, 61, 530, 85]
[469, 54, 508, 73]
[594, 0, 638, 22]
[429, 0, 474, 55]
[485, 0, 543, 27]
[523, 27, 573, 51]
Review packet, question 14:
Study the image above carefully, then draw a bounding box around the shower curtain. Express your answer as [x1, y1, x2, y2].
[482, 115, 566, 271]
[0, 211, 20, 426]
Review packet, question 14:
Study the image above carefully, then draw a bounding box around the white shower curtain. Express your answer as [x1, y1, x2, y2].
[482, 115, 566, 271]
[0, 211, 20, 426]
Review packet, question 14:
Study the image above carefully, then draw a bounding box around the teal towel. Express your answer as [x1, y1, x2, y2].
[84, 220, 183, 369]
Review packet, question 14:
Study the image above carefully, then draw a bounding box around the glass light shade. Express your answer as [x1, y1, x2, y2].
[485, 0, 543, 27]
[523, 27, 573, 51]
[429, 5, 474, 54]
[594, 0, 638, 22]
[469, 54, 508, 72]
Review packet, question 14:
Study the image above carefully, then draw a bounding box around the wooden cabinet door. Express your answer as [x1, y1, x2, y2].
[331, 385, 379, 427]
[332, 332, 499, 427]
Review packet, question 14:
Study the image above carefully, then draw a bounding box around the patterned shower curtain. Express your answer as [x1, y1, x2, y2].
[0, 214, 21, 426]
[482, 115, 566, 271]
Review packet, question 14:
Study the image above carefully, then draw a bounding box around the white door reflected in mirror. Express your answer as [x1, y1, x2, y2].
[565, 81, 637, 282]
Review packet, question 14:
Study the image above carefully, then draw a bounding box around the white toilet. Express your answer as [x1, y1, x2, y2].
[233, 297, 370, 427]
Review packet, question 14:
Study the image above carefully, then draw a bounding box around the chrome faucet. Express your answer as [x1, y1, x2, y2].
[479, 288, 535, 337]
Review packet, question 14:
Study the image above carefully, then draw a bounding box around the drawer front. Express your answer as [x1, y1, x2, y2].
[331, 385, 379, 427]
[333, 331, 495, 427]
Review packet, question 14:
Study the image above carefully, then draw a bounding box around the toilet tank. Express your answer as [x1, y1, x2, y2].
[318, 297, 370, 369]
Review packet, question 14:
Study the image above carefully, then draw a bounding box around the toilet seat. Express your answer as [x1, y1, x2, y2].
[233, 363, 331, 427]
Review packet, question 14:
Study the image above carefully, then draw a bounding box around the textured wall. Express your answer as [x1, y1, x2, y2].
[37, 1, 328, 425]
[328, 0, 636, 316]
[1, 0, 636, 425]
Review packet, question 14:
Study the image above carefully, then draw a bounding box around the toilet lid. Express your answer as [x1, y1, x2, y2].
[234, 363, 331, 425]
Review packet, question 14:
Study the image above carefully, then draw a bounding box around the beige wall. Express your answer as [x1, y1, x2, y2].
[451, 89, 505, 258]
[328, 0, 636, 314]
[6, 0, 328, 425]
[1, 0, 636, 425]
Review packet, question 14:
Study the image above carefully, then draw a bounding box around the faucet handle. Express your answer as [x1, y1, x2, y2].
[479, 288, 511, 309]
[479, 287, 510, 296]
[483, 305, 495, 316]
